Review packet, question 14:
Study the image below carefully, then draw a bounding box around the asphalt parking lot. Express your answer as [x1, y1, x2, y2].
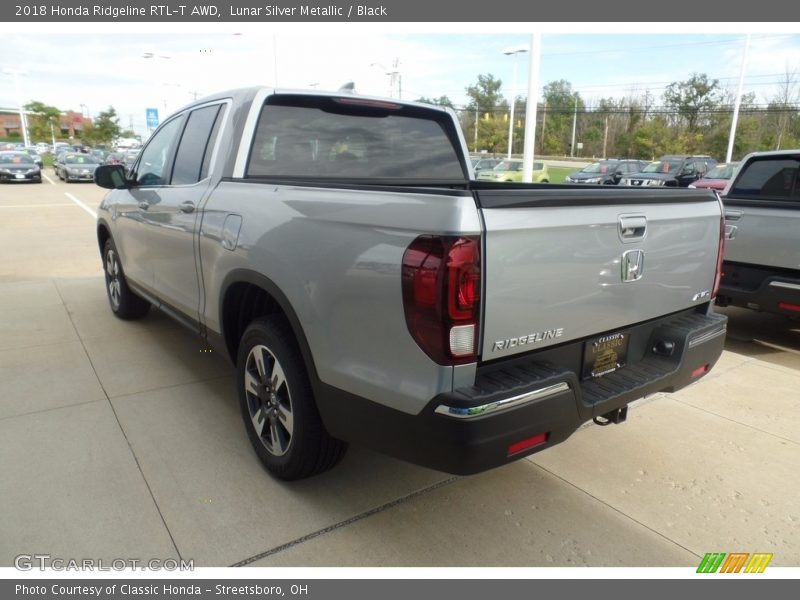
[1, 171, 798, 568]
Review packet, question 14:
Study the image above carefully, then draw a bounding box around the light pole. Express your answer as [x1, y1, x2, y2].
[370, 59, 402, 99]
[503, 46, 527, 158]
[79, 104, 90, 118]
[2, 68, 30, 147]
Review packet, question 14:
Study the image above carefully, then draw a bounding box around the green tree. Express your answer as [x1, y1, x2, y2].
[24, 101, 61, 143]
[662, 73, 722, 132]
[91, 106, 121, 146]
[541, 80, 584, 155]
[464, 74, 508, 153]
[415, 95, 455, 109]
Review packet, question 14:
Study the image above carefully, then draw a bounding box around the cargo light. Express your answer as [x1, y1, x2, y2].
[507, 432, 548, 456]
[333, 97, 402, 110]
[402, 235, 481, 365]
[778, 302, 800, 313]
[691, 364, 710, 379]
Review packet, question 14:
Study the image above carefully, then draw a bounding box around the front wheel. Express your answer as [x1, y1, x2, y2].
[237, 316, 347, 480]
[103, 238, 150, 319]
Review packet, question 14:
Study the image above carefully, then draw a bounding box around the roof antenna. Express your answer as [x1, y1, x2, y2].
[337, 82, 356, 94]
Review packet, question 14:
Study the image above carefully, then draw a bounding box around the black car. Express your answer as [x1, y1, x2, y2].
[621, 155, 717, 187]
[564, 159, 649, 185]
[0, 151, 42, 183]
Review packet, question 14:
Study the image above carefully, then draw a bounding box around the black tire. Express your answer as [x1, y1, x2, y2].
[102, 238, 150, 319]
[237, 316, 347, 480]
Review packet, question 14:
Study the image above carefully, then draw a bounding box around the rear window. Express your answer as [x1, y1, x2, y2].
[246, 97, 465, 181]
[729, 157, 800, 201]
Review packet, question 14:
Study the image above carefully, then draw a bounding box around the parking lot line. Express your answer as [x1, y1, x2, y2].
[42, 173, 56, 185]
[64, 192, 98, 219]
[0, 203, 75, 209]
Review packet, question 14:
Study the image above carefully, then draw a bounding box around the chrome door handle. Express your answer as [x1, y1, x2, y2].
[179, 201, 195, 213]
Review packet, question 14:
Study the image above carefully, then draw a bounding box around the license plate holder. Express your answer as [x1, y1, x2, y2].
[582, 331, 629, 379]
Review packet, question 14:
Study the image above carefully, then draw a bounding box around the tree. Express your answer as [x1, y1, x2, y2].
[770, 67, 800, 150]
[91, 106, 121, 146]
[541, 80, 584, 155]
[463, 74, 508, 153]
[465, 74, 504, 115]
[662, 73, 722, 132]
[415, 95, 455, 109]
[24, 101, 61, 143]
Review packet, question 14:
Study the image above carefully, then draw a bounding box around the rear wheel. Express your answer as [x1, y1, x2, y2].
[103, 238, 150, 319]
[237, 316, 347, 480]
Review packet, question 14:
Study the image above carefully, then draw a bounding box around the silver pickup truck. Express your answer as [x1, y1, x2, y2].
[717, 150, 800, 317]
[94, 88, 727, 480]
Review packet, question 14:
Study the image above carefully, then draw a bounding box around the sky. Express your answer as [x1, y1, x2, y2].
[2, 29, 799, 138]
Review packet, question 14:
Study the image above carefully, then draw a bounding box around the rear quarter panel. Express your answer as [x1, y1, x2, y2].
[199, 182, 482, 415]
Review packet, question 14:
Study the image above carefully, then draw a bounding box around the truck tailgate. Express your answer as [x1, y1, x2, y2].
[475, 187, 722, 361]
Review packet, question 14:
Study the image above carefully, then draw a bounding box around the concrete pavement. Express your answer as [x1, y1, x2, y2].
[0, 173, 798, 567]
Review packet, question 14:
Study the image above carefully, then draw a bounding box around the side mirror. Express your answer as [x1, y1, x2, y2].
[94, 164, 131, 189]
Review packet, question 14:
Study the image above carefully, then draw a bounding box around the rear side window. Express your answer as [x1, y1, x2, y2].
[246, 97, 465, 181]
[729, 158, 800, 201]
[171, 104, 222, 185]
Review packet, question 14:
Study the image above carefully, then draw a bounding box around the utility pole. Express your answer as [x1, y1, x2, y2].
[521, 33, 542, 183]
[570, 94, 578, 158]
[602, 114, 609, 158]
[540, 99, 546, 154]
[474, 107, 479, 153]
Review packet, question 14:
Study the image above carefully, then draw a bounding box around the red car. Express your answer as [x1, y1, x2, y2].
[689, 162, 740, 191]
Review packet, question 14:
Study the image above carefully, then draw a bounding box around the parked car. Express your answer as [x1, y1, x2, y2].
[620, 155, 717, 187]
[34, 142, 51, 154]
[564, 159, 649, 185]
[689, 162, 740, 191]
[716, 150, 800, 318]
[93, 87, 726, 480]
[0, 151, 42, 183]
[24, 149, 44, 168]
[475, 158, 549, 182]
[56, 152, 100, 182]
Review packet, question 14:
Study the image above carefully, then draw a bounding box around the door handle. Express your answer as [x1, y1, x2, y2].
[725, 225, 738, 240]
[138, 201, 149, 210]
[179, 201, 195, 213]
[724, 210, 743, 221]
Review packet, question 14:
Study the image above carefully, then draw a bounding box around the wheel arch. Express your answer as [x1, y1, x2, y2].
[217, 270, 319, 385]
[97, 219, 112, 258]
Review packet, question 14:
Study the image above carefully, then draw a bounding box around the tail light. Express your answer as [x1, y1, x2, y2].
[402, 235, 481, 365]
[711, 211, 725, 299]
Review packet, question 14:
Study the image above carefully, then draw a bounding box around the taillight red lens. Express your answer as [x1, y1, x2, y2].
[402, 235, 481, 365]
[712, 212, 725, 299]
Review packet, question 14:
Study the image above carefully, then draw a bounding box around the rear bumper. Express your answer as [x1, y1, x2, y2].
[317, 307, 727, 475]
[718, 261, 800, 316]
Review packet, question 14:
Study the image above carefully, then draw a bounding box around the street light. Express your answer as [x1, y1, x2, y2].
[503, 46, 527, 159]
[79, 104, 90, 118]
[2, 68, 30, 147]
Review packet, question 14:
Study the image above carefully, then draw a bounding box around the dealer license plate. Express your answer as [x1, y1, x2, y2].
[582, 331, 629, 379]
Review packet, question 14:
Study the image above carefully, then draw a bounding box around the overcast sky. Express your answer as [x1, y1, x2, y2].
[2, 30, 799, 137]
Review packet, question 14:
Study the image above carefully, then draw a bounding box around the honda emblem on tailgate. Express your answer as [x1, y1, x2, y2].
[621, 250, 645, 282]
